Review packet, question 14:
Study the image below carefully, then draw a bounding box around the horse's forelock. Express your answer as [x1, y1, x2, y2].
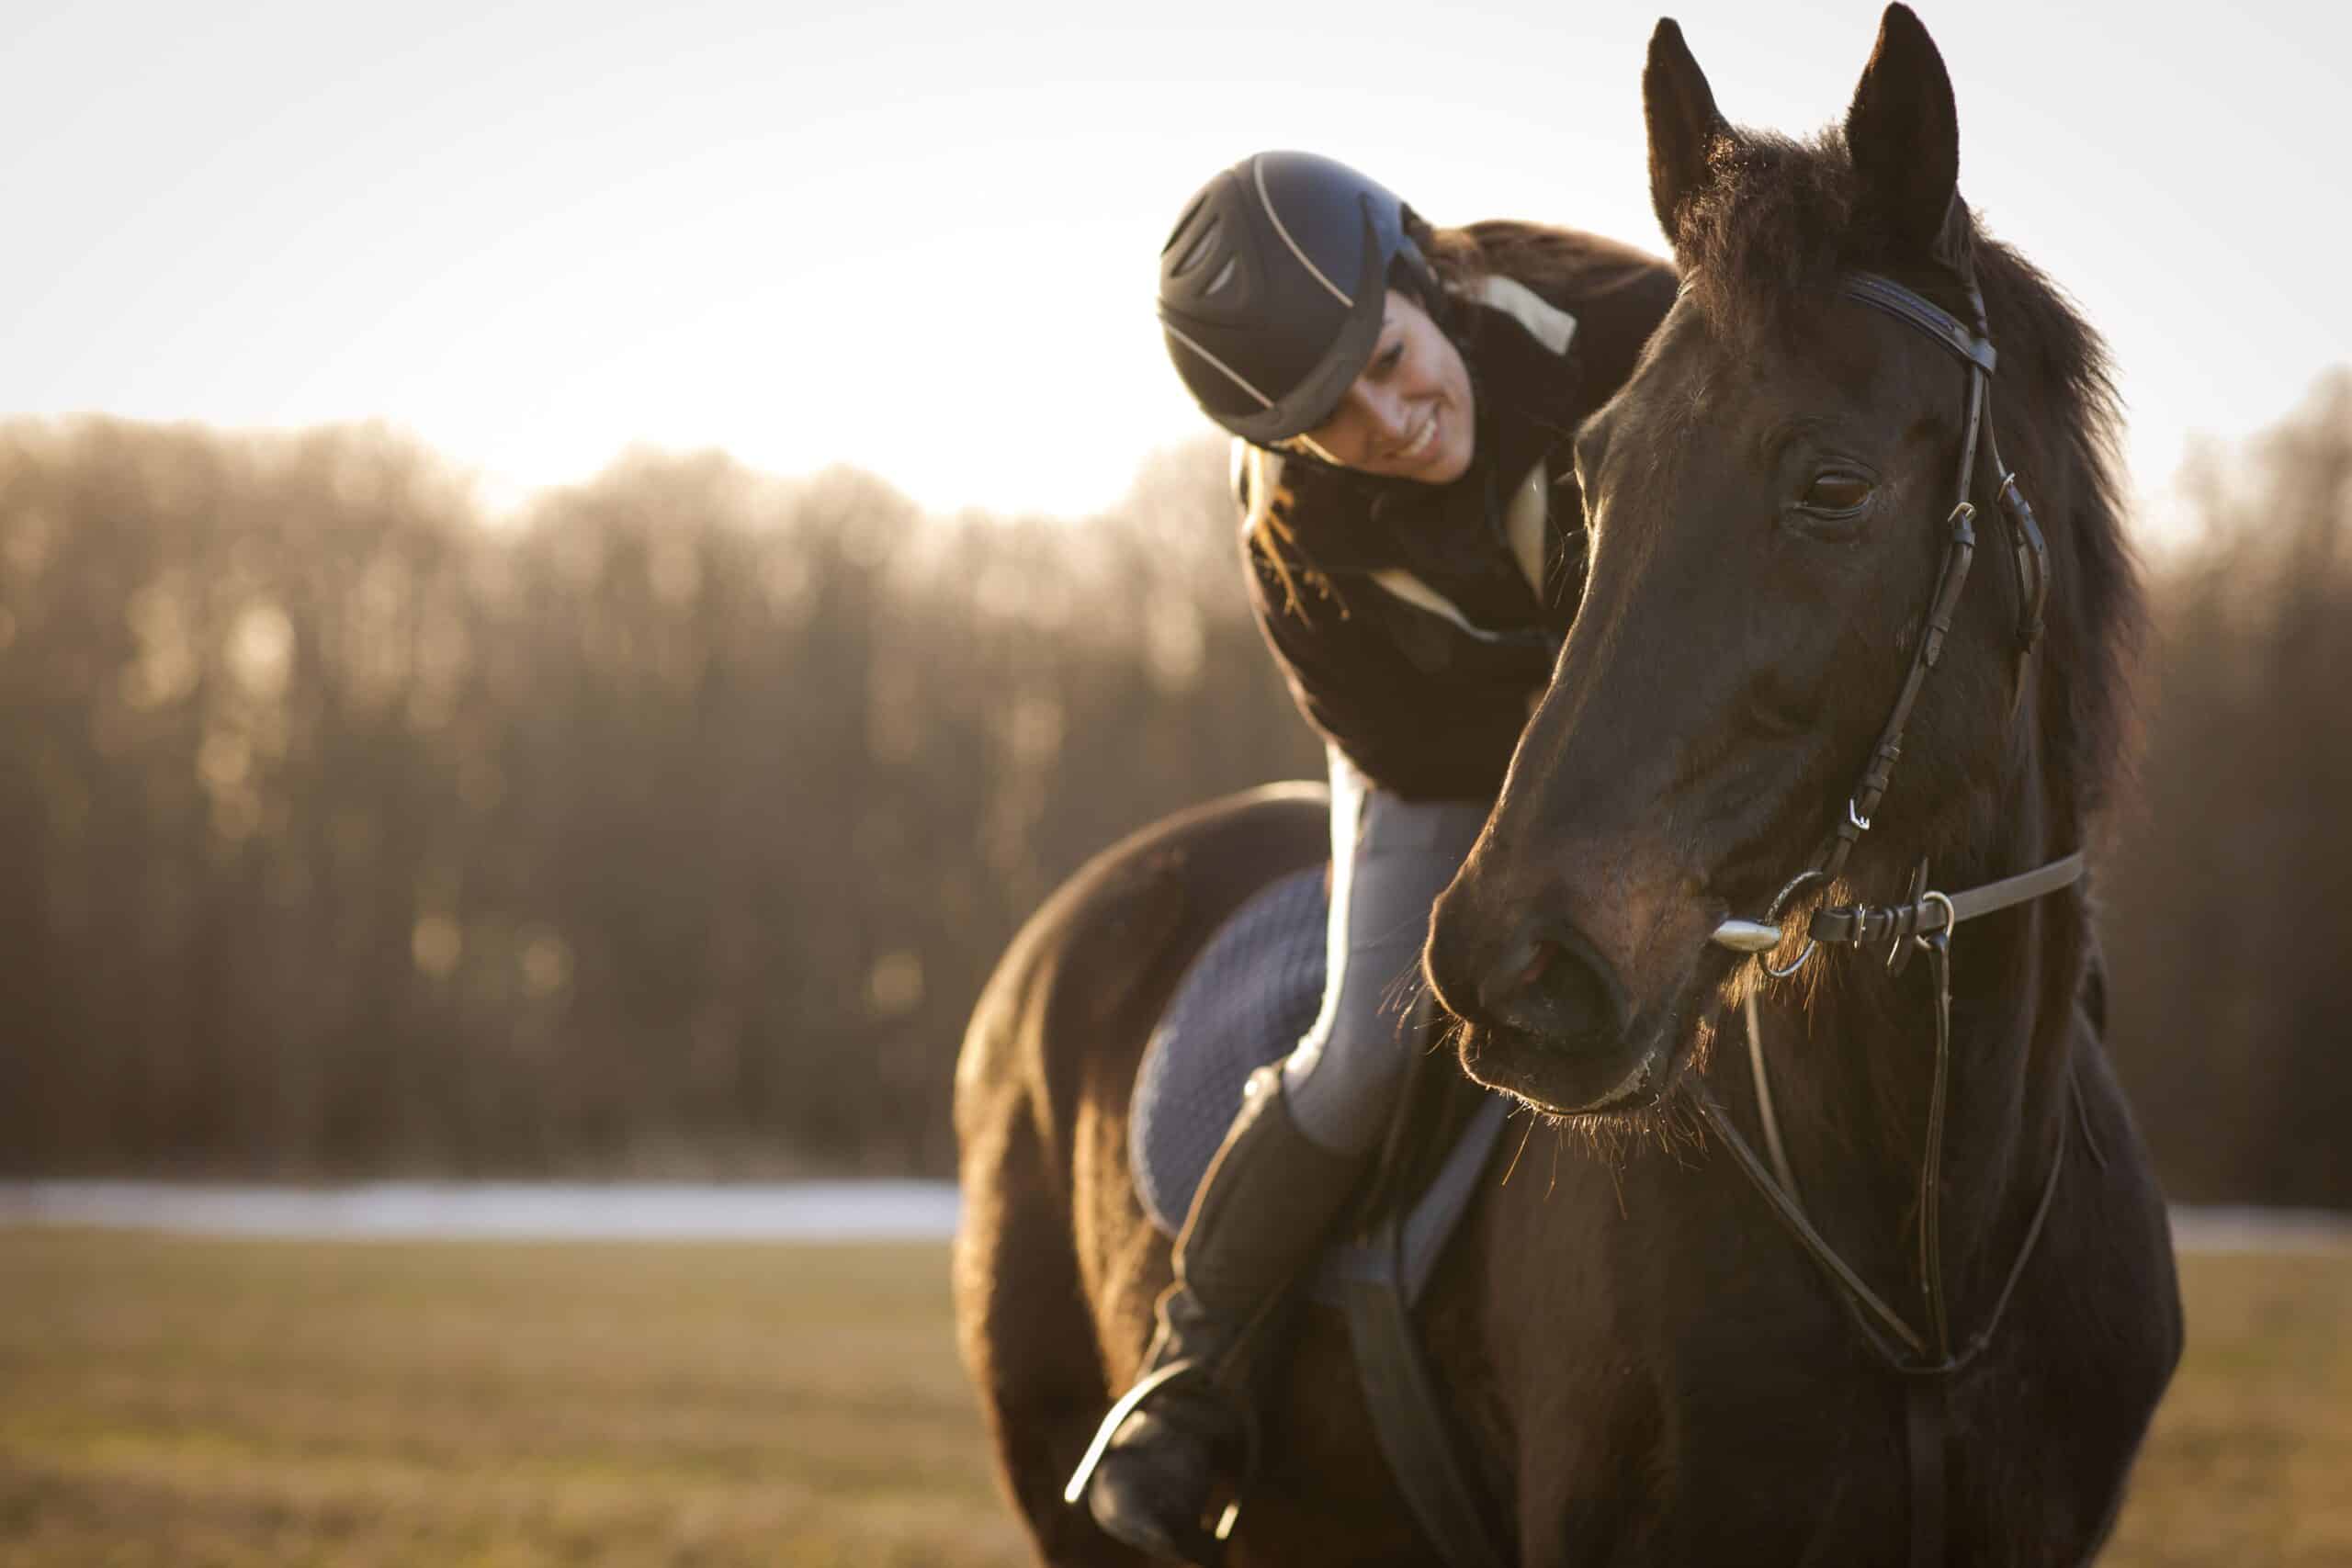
[1671, 130, 1855, 342]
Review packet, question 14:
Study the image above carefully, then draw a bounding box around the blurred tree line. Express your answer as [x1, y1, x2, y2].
[2102, 371, 2352, 1210]
[0, 422, 1312, 1179]
[0, 376, 2345, 1203]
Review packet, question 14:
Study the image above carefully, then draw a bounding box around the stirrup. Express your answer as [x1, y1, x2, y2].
[1063, 1356, 1260, 1550]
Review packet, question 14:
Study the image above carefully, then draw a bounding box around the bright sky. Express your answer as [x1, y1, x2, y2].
[6, 0, 2345, 540]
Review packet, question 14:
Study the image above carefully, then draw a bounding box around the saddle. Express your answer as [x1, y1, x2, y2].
[1130, 864, 1511, 1568]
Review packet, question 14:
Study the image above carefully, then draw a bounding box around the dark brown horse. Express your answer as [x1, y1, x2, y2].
[956, 10, 2180, 1563]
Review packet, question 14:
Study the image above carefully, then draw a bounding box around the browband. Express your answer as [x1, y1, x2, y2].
[1841, 273, 1997, 373]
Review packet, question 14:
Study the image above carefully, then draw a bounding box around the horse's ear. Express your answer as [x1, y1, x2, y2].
[1644, 18, 1727, 249]
[1845, 4, 1963, 260]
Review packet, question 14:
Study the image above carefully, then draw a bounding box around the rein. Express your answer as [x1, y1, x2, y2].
[1699, 269, 2082, 1568]
[1699, 858, 2080, 1370]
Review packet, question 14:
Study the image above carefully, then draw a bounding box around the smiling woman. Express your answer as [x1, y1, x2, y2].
[1062, 147, 1679, 1557]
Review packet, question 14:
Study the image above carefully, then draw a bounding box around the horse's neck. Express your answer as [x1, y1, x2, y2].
[1754, 764, 2085, 1314]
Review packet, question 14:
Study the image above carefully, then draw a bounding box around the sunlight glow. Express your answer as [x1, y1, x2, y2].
[5, 0, 2346, 537]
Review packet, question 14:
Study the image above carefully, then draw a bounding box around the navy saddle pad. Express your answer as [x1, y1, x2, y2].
[1132, 866, 1330, 1237]
[1131, 865, 1507, 1308]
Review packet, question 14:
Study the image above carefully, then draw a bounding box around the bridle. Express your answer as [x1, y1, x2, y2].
[1692, 267, 2094, 1568]
[1718, 269, 2058, 983]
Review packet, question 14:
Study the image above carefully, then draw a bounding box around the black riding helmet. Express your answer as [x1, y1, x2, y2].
[1159, 151, 1436, 445]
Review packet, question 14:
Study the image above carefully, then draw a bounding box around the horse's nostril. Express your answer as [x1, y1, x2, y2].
[1479, 924, 1626, 1048]
[1507, 942, 1555, 994]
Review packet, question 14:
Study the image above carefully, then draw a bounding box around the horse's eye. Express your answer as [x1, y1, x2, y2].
[1801, 472, 1873, 514]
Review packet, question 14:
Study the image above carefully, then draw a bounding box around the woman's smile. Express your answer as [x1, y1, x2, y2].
[1299, 289, 1476, 485]
[1390, 408, 1438, 462]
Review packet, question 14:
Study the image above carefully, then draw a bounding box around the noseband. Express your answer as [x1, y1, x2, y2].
[1697, 269, 2092, 1568]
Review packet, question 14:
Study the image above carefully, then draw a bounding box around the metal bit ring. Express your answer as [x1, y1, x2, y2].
[1915, 890, 1958, 953]
[1758, 868, 1826, 980]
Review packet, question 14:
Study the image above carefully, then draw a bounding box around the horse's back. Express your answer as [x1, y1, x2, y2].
[952, 783, 1329, 1562]
[955, 783, 1331, 1213]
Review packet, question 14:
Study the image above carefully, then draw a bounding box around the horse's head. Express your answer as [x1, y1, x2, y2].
[1426, 5, 2137, 1118]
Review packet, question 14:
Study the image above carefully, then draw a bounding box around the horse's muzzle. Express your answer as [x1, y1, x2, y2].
[1432, 910, 1669, 1113]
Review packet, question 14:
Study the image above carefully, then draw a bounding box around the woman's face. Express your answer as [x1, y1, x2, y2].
[1295, 289, 1476, 484]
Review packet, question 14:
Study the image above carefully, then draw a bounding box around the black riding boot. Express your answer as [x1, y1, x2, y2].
[1068, 1065, 1363, 1562]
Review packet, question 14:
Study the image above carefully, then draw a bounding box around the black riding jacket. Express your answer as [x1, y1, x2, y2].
[1239, 224, 1679, 801]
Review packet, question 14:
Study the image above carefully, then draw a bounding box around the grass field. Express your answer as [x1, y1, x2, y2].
[0, 1230, 2344, 1566]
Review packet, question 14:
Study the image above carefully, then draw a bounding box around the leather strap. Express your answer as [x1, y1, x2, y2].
[1698, 1055, 2075, 1568]
[1317, 1010, 1512, 1568]
[1813, 271, 2003, 887]
[1341, 1239, 1511, 1568]
[1691, 1081, 1930, 1362]
[1312, 1096, 1509, 1309]
[1845, 273, 1998, 373]
[1946, 851, 2086, 922]
[1905, 1379, 1949, 1568]
[1824, 499, 1979, 882]
[1697, 1048, 2075, 1381]
[1808, 852, 2086, 947]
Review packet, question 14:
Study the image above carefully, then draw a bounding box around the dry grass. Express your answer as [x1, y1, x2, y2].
[2101, 1251, 2352, 1568]
[0, 1230, 2343, 1565]
[0, 1232, 1025, 1567]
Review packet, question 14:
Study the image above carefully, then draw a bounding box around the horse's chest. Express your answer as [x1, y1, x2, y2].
[1514, 1351, 2108, 1565]
[1476, 1194, 2165, 1567]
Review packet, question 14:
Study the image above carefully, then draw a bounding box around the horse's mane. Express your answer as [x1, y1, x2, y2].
[1670, 127, 2144, 831]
